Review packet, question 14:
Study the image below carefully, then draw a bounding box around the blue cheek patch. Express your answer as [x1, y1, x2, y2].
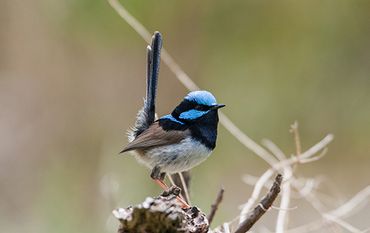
[160, 114, 185, 125]
[179, 109, 208, 120]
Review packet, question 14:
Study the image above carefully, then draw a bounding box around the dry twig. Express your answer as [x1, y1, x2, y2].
[239, 134, 333, 223]
[234, 174, 282, 233]
[287, 186, 370, 233]
[208, 188, 225, 225]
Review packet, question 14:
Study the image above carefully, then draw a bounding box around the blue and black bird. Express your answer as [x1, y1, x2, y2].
[120, 32, 225, 202]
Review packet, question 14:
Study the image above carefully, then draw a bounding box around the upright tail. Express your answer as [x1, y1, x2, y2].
[130, 32, 163, 139]
[145, 31, 162, 126]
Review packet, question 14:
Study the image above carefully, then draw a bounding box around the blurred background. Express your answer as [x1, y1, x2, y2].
[1, 0, 369, 232]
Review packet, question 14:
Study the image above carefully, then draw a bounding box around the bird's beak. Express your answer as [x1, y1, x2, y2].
[211, 104, 226, 110]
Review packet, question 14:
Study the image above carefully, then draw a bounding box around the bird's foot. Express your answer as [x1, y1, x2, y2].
[150, 166, 166, 180]
[161, 185, 181, 197]
[151, 166, 190, 209]
[153, 179, 190, 209]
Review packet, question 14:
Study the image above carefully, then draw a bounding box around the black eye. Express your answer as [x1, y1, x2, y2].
[194, 104, 209, 111]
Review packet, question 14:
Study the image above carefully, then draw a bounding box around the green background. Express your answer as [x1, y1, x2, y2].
[0, 0, 369, 232]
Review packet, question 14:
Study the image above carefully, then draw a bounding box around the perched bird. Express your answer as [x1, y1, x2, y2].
[121, 32, 224, 204]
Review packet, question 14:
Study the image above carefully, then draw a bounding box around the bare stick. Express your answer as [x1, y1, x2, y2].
[290, 121, 301, 173]
[178, 172, 191, 205]
[323, 214, 362, 233]
[239, 134, 333, 223]
[262, 138, 286, 161]
[328, 185, 370, 218]
[235, 174, 282, 233]
[290, 121, 302, 156]
[263, 138, 292, 233]
[287, 186, 370, 233]
[276, 122, 305, 233]
[208, 187, 225, 225]
[276, 168, 292, 233]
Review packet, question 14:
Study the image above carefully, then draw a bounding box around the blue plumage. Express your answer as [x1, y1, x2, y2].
[179, 109, 209, 120]
[185, 91, 217, 106]
[160, 114, 184, 125]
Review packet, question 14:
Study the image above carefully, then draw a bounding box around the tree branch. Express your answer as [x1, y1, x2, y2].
[113, 190, 209, 233]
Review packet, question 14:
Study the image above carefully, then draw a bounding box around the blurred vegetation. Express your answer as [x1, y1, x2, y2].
[0, 0, 369, 232]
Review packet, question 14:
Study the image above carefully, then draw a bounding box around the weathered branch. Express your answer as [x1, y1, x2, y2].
[234, 174, 282, 233]
[207, 187, 225, 225]
[113, 189, 209, 233]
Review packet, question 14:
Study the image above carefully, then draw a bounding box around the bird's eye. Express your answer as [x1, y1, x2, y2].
[194, 105, 209, 111]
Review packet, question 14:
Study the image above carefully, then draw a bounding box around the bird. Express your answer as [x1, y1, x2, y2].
[120, 32, 225, 206]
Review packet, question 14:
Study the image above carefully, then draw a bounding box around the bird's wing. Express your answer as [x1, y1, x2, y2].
[121, 122, 189, 153]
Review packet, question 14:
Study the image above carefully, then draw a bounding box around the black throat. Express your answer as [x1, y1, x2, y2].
[188, 110, 219, 150]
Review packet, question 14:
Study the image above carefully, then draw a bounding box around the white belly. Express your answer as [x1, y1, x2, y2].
[134, 137, 212, 174]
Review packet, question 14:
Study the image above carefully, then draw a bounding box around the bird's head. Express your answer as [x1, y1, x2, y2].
[170, 90, 225, 123]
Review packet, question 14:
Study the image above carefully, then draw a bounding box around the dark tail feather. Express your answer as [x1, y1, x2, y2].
[145, 31, 162, 125]
[132, 32, 162, 137]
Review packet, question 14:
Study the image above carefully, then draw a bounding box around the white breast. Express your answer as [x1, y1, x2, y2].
[134, 137, 212, 174]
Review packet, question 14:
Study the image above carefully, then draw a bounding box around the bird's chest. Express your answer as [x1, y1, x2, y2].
[136, 137, 212, 173]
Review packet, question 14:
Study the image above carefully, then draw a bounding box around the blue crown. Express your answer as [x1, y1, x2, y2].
[184, 90, 217, 106]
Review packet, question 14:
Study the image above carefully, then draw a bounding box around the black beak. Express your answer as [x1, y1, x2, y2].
[211, 104, 226, 110]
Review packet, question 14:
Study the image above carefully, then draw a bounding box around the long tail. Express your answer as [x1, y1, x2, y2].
[145, 31, 162, 126]
[130, 32, 162, 139]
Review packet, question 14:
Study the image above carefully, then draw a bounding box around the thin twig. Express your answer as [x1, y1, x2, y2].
[262, 138, 286, 161]
[299, 148, 327, 163]
[276, 167, 292, 233]
[276, 122, 304, 233]
[239, 134, 333, 223]
[242, 174, 273, 189]
[323, 214, 362, 233]
[290, 121, 302, 156]
[289, 121, 301, 173]
[223, 223, 231, 233]
[208, 187, 225, 225]
[286, 186, 370, 233]
[178, 172, 191, 205]
[263, 138, 292, 233]
[328, 186, 370, 218]
[239, 168, 276, 224]
[235, 174, 283, 233]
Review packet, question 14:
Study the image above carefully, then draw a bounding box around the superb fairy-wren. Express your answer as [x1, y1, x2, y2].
[120, 32, 224, 206]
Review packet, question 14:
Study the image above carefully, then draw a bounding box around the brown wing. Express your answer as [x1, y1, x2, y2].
[121, 122, 189, 153]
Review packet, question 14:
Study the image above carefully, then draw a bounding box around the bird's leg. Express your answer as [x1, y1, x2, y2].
[150, 166, 169, 190]
[150, 166, 190, 209]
